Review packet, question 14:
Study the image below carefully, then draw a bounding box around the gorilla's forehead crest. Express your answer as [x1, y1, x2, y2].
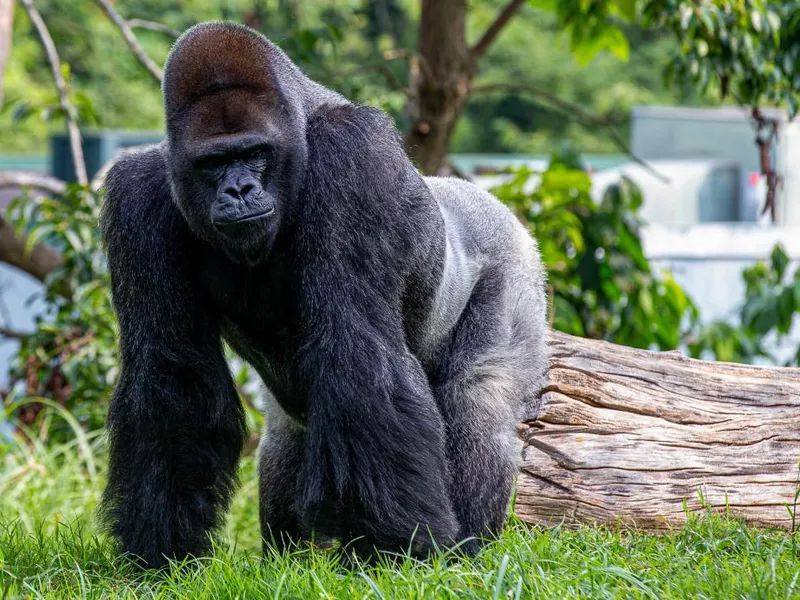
[163, 22, 279, 118]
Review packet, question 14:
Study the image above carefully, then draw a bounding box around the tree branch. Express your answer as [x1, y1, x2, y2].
[382, 48, 435, 83]
[332, 61, 411, 97]
[0, 0, 14, 107]
[470, 0, 526, 63]
[0, 216, 67, 297]
[20, 0, 88, 186]
[94, 0, 163, 83]
[90, 159, 113, 193]
[0, 172, 67, 196]
[0, 326, 32, 340]
[127, 18, 180, 39]
[0, 171, 70, 297]
[472, 83, 669, 183]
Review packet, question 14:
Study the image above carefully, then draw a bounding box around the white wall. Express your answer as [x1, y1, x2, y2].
[643, 224, 800, 363]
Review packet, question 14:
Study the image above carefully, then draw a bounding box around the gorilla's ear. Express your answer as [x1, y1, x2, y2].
[163, 22, 278, 119]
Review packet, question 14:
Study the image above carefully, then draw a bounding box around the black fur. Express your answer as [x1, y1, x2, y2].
[99, 22, 549, 568]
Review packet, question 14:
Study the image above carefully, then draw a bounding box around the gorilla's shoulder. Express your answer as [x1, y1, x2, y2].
[100, 142, 179, 248]
[306, 103, 402, 163]
[103, 142, 170, 204]
[307, 103, 395, 137]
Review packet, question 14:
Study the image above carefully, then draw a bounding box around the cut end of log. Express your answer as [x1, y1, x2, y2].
[515, 330, 800, 531]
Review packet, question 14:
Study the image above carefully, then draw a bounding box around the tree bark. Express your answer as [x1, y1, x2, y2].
[0, 0, 13, 107]
[515, 330, 800, 531]
[0, 173, 68, 295]
[404, 0, 472, 175]
[404, 0, 527, 175]
[0, 215, 64, 286]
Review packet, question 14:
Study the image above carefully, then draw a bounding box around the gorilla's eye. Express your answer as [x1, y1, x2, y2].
[193, 143, 273, 175]
[195, 154, 229, 173]
[243, 144, 273, 164]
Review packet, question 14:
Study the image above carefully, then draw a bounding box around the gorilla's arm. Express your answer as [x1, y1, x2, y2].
[99, 146, 245, 567]
[295, 105, 458, 552]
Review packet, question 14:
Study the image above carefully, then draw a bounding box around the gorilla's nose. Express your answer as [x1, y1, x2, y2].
[222, 179, 257, 203]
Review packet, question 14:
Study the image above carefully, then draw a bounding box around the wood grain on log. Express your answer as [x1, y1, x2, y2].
[515, 330, 800, 531]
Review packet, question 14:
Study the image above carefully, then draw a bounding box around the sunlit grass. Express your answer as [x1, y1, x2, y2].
[2, 427, 800, 599]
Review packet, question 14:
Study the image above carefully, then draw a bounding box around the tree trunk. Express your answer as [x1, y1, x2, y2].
[0, 0, 13, 107]
[515, 330, 800, 531]
[404, 0, 473, 175]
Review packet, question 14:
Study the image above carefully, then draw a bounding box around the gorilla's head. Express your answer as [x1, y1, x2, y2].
[161, 22, 312, 265]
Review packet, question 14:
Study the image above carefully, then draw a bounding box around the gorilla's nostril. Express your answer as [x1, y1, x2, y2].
[239, 182, 256, 198]
[223, 186, 242, 200]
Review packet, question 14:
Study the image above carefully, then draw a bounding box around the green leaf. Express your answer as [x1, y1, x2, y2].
[552, 295, 585, 336]
[751, 297, 780, 335]
[22, 224, 56, 257]
[698, 7, 716, 33]
[787, 94, 798, 120]
[770, 244, 790, 281]
[527, 0, 558, 9]
[777, 287, 796, 335]
[638, 287, 654, 317]
[751, 11, 762, 33]
[604, 27, 630, 62]
[794, 274, 800, 308]
[614, 0, 636, 21]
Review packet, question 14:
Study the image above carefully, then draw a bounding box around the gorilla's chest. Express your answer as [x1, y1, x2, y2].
[196, 250, 304, 411]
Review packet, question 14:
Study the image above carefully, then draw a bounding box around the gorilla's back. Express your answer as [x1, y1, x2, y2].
[424, 176, 541, 264]
[418, 176, 548, 387]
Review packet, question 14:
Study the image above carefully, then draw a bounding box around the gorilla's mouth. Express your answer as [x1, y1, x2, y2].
[213, 206, 276, 230]
[223, 206, 275, 224]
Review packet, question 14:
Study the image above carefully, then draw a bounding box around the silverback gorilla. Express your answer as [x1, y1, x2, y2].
[99, 21, 549, 568]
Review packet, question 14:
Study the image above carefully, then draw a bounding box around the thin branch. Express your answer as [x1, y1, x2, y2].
[0, 326, 32, 340]
[470, 0, 526, 63]
[0, 172, 67, 196]
[93, 0, 163, 83]
[20, 0, 88, 186]
[127, 18, 180, 39]
[472, 83, 670, 183]
[332, 62, 411, 97]
[474, 83, 615, 126]
[90, 159, 113, 193]
[383, 48, 434, 83]
[0, 0, 14, 107]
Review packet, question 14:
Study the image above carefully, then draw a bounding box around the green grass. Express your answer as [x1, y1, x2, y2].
[2, 430, 800, 599]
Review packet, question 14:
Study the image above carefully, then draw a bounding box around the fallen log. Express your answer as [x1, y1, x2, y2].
[515, 330, 800, 531]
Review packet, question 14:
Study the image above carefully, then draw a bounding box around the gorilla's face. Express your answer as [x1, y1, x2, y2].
[186, 131, 281, 262]
[168, 88, 304, 265]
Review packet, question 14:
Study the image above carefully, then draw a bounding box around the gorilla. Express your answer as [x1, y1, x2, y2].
[99, 21, 549, 568]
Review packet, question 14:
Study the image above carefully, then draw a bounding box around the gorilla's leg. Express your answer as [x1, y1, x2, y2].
[432, 271, 546, 555]
[259, 396, 340, 552]
[258, 420, 304, 552]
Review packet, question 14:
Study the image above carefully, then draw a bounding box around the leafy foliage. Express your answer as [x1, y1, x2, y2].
[2, 0, 701, 154]
[645, 1, 800, 117]
[532, 0, 800, 118]
[4, 184, 116, 436]
[493, 146, 696, 349]
[688, 244, 800, 366]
